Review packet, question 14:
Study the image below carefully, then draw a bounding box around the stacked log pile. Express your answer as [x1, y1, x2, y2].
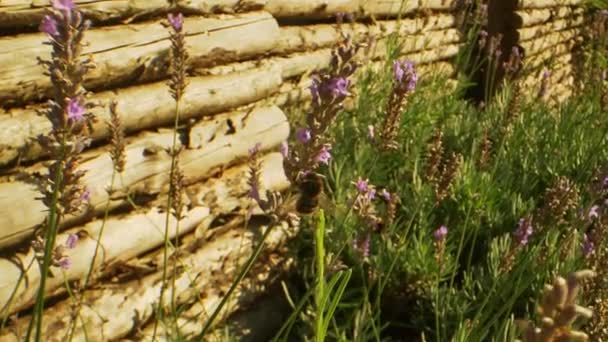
[0, 1, 462, 341]
[487, 0, 583, 102]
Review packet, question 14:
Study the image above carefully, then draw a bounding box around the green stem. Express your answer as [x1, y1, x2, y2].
[315, 210, 326, 342]
[25, 159, 64, 342]
[152, 97, 181, 340]
[84, 170, 117, 287]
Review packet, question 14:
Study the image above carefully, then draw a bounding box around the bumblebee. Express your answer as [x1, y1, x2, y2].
[295, 172, 324, 214]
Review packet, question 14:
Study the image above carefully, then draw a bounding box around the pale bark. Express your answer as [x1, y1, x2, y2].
[0, 0, 457, 30]
[0, 152, 288, 317]
[518, 0, 582, 9]
[0, 218, 297, 342]
[516, 7, 583, 28]
[203, 291, 291, 342]
[525, 47, 572, 71]
[0, 65, 283, 167]
[518, 16, 583, 42]
[0, 25, 461, 168]
[0, 106, 289, 248]
[519, 28, 581, 58]
[137, 255, 293, 341]
[0, 11, 279, 106]
[274, 14, 456, 54]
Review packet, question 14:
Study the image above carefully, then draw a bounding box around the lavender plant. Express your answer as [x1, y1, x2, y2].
[27, 0, 94, 339]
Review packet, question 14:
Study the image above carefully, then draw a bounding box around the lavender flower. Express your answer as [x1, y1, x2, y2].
[59, 257, 72, 270]
[361, 234, 370, 258]
[514, 218, 533, 246]
[296, 127, 312, 144]
[249, 142, 262, 155]
[538, 67, 551, 99]
[39, 15, 59, 37]
[315, 145, 332, 165]
[393, 59, 417, 92]
[310, 78, 320, 107]
[356, 178, 369, 193]
[434, 225, 448, 242]
[67, 98, 85, 122]
[353, 234, 371, 259]
[589, 205, 600, 220]
[380, 189, 391, 201]
[167, 13, 184, 31]
[582, 233, 595, 258]
[65, 233, 78, 249]
[326, 77, 350, 98]
[280, 141, 289, 158]
[80, 187, 91, 202]
[52, 0, 76, 12]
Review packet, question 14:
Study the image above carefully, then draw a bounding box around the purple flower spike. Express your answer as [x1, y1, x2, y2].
[40, 15, 59, 37]
[362, 234, 370, 258]
[589, 205, 600, 220]
[327, 77, 350, 98]
[168, 13, 184, 31]
[513, 218, 533, 246]
[434, 225, 448, 242]
[380, 189, 391, 201]
[59, 257, 72, 270]
[310, 78, 320, 106]
[280, 141, 289, 158]
[249, 183, 260, 203]
[80, 187, 91, 202]
[582, 233, 595, 258]
[393, 60, 417, 91]
[356, 178, 369, 193]
[52, 0, 76, 12]
[65, 233, 78, 249]
[296, 127, 312, 144]
[67, 98, 85, 122]
[249, 142, 262, 155]
[315, 145, 332, 165]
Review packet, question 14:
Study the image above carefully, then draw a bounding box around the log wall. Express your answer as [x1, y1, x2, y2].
[487, 0, 584, 102]
[0, 0, 592, 340]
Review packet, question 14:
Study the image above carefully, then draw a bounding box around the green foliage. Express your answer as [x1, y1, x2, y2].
[272, 16, 608, 341]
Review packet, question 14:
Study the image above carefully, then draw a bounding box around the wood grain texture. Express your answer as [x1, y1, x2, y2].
[0, 11, 279, 106]
[0, 106, 289, 248]
[0, 152, 289, 318]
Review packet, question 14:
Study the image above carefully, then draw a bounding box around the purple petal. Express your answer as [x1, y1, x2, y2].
[39, 15, 59, 37]
[65, 233, 78, 249]
[167, 13, 184, 31]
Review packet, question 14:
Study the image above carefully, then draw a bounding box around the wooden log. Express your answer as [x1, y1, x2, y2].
[525, 47, 572, 71]
[0, 218, 297, 342]
[521, 62, 571, 91]
[518, 0, 582, 9]
[515, 7, 584, 28]
[137, 255, 293, 341]
[518, 16, 583, 42]
[519, 28, 581, 58]
[273, 14, 457, 54]
[0, 65, 283, 168]
[0, 11, 279, 106]
[0, 24, 460, 169]
[0, 152, 288, 317]
[0, 106, 289, 249]
[203, 291, 292, 342]
[0, 0, 457, 30]
[264, 0, 456, 18]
